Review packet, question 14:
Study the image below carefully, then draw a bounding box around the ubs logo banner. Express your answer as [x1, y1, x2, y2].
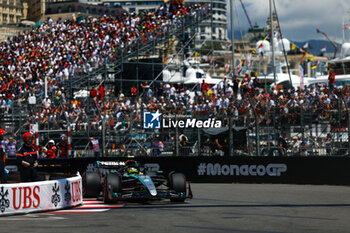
[51, 183, 61, 207]
[0, 186, 10, 213]
[197, 163, 287, 177]
[0, 175, 83, 216]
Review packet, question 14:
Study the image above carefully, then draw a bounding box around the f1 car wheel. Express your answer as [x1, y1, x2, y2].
[83, 172, 102, 198]
[103, 174, 121, 203]
[170, 173, 186, 202]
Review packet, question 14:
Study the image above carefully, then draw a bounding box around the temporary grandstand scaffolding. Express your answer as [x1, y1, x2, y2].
[1, 7, 349, 157]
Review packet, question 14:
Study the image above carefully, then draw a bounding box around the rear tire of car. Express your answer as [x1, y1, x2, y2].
[168, 171, 175, 187]
[103, 174, 121, 203]
[83, 172, 101, 198]
[170, 173, 186, 202]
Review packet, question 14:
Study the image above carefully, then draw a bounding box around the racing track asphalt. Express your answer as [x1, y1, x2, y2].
[1, 183, 350, 233]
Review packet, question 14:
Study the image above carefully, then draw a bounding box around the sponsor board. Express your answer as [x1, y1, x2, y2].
[197, 163, 287, 177]
[162, 118, 221, 128]
[0, 174, 82, 215]
[143, 110, 222, 129]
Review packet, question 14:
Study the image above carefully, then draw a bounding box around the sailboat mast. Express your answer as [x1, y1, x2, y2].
[343, 16, 345, 44]
[270, 0, 276, 86]
[230, 0, 235, 75]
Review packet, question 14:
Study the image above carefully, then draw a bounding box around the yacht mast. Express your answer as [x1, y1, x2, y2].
[230, 0, 235, 75]
[269, 0, 276, 86]
[343, 16, 345, 44]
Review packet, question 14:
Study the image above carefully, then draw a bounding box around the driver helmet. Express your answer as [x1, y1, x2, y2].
[127, 167, 139, 174]
[125, 160, 139, 174]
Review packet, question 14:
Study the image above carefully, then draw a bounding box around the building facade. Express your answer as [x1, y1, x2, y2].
[185, 0, 228, 45]
[80, 0, 164, 14]
[27, 0, 44, 22]
[79, 0, 229, 44]
[45, 1, 126, 21]
[0, 0, 29, 41]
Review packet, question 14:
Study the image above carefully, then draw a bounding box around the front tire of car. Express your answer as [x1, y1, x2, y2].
[103, 174, 121, 203]
[170, 173, 186, 202]
[83, 172, 102, 198]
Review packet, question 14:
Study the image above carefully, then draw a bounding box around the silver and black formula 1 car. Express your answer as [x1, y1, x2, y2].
[83, 160, 193, 203]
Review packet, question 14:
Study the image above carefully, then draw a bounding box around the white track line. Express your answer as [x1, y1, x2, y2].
[48, 199, 124, 213]
[49, 209, 110, 213]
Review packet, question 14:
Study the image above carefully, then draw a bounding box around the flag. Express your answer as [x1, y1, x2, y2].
[247, 54, 252, 68]
[300, 52, 308, 63]
[235, 60, 247, 75]
[235, 65, 241, 75]
[299, 64, 304, 87]
[259, 36, 268, 48]
[291, 43, 296, 50]
[175, 0, 183, 6]
[207, 89, 212, 96]
[311, 61, 319, 69]
[344, 24, 349, 30]
[303, 42, 309, 49]
[320, 46, 326, 52]
[225, 64, 229, 73]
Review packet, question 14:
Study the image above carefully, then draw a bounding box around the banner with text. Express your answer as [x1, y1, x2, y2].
[0, 174, 82, 216]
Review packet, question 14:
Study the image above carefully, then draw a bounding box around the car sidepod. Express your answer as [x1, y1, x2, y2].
[125, 174, 158, 197]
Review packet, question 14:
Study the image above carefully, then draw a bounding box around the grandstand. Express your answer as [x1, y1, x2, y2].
[0, 3, 349, 157]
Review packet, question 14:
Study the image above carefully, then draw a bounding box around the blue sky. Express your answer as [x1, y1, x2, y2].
[228, 0, 350, 43]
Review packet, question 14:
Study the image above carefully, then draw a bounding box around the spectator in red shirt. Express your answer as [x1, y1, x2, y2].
[98, 84, 106, 101]
[90, 88, 97, 100]
[131, 85, 137, 97]
[201, 80, 209, 95]
[328, 70, 335, 91]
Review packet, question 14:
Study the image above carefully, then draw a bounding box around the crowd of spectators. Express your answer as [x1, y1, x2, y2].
[0, 3, 208, 113]
[0, 3, 346, 156]
[22, 74, 350, 136]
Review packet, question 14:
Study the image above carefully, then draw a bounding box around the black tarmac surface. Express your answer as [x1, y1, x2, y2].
[2, 183, 350, 233]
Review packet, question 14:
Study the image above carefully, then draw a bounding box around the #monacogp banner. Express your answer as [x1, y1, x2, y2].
[0, 174, 82, 215]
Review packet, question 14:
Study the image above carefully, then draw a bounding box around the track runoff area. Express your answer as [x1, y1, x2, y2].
[1, 183, 350, 233]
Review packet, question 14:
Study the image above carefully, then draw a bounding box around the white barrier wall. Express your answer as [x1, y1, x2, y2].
[0, 174, 83, 216]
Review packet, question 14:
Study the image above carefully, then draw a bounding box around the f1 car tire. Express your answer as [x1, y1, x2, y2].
[83, 172, 102, 198]
[170, 173, 186, 202]
[103, 174, 121, 203]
